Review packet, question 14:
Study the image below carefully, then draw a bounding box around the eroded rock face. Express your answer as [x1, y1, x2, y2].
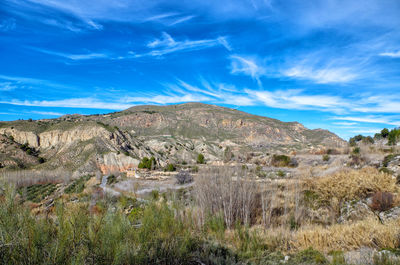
[98, 153, 140, 174]
[0, 128, 40, 147]
[39, 126, 111, 149]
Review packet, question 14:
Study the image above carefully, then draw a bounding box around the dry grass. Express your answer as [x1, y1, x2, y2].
[307, 167, 398, 203]
[0, 169, 71, 188]
[291, 218, 400, 252]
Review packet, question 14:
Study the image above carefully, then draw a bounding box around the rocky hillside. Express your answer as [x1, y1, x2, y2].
[0, 103, 345, 174]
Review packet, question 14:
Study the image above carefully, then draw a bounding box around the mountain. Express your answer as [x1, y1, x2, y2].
[0, 103, 345, 174]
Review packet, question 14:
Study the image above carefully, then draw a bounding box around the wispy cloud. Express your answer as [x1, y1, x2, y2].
[168, 15, 196, 26]
[0, 82, 17, 91]
[351, 128, 383, 134]
[0, 74, 74, 90]
[29, 111, 64, 116]
[31, 48, 109, 60]
[141, 32, 230, 57]
[249, 89, 349, 113]
[379, 51, 400, 58]
[0, 98, 133, 110]
[230, 55, 266, 85]
[283, 66, 357, 84]
[331, 115, 400, 126]
[332, 121, 358, 126]
[0, 18, 16, 32]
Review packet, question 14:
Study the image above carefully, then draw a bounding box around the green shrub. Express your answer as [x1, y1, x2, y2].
[197, 153, 205, 164]
[322, 154, 330, 162]
[271, 154, 294, 167]
[165, 163, 176, 172]
[107, 174, 117, 185]
[276, 170, 285, 177]
[291, 248, 328, 265]
[138, 156, 156, 170]
[352, 147, 360, 154]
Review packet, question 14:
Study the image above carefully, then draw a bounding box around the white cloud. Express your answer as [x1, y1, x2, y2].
[32, 48, 109, 60]
[284, 66, 357, 84]
[379, 51, 400, 58]
[249, 89, 348, 113]
[143, 32, 230, 57]
[168, 15, 196, 26]
[29, 111, 64, 116]
[332, 121, 358, 126]
[1, 98, 133, 110]
[351, 128, 383, 134]
[230, 55, 266, 85]
[331, 115, 400, 126]
[0, 82, 17, 91]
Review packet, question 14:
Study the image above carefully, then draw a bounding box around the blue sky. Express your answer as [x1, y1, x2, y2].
[1, 0, 400, 139]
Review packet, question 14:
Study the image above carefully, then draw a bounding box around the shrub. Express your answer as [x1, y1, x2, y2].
[370, 191, 394, 212]
[107, 174, 117, 185]
[276, 170, 285, 177]
[165, 163, 176, 172]
[322, 154, 330, 162]
[271, 154, 292, 167]
[138, 156, 156, 170]
[197, 153, 205, 164]
[175, 171, 193, 185]
[291, 248, 328, 265]
[352, 147, 360, 154]
[38, 157, 45, 164]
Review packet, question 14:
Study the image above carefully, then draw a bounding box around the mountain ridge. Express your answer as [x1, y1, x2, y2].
[0, 102, 346, 174]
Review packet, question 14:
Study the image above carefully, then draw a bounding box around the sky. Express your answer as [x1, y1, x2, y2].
[1, 0, 400, 139]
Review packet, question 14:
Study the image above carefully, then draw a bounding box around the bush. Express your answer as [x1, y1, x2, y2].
[175, 171, 193, 185]
[138, 156, 156, 170]
[322, 154, 330, 162]
[352, 147, 360, 154]
[370, 191, 394, 212]
[38, 157, 45, 164]
[276, 170, 285, 177]
[197, 153, 205, 164]
[271, 154, 292, 167]
[165, 163, 176, 172]
[291, 248, 328, 265]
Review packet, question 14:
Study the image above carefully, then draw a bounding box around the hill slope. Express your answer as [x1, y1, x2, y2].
[0, 103, 345, 174]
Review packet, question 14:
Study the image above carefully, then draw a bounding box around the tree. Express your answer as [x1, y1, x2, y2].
[381, 128, 389, 138]
[388, 129, 400, 146]
[196, 153, 205, 164]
